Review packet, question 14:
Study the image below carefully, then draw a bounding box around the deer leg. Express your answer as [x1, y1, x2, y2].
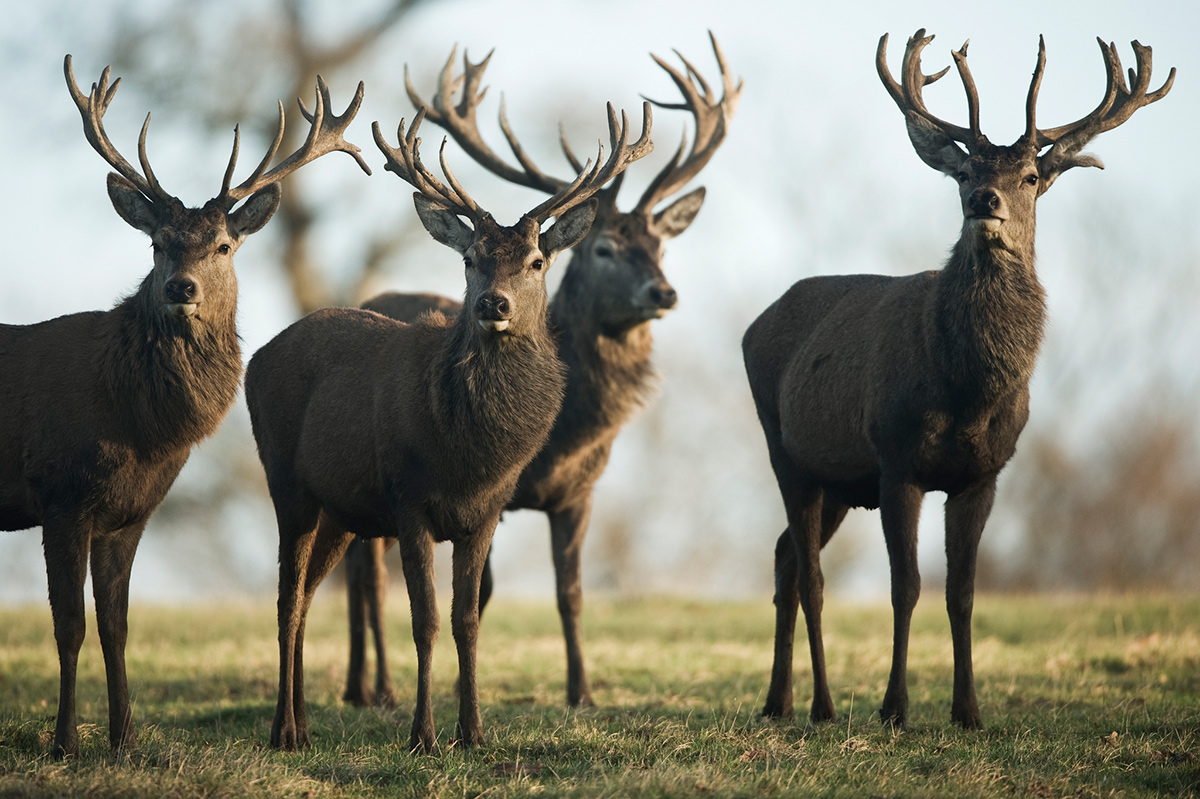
[793, 487, 838, 722]
[288, 514, 355, 744]
[548, 497, 595, 707]
[397, 528, 438, 754]
[89, 521, 147, 753]
[343, 536, 373, 706]
[42, 517, 90, 760]
[270, 501, 319, 751]
[879, 476, 924, 728]
[944, 479, 995, 730]
[451, 522, 497, 747]
[365, 537, 399, 707]
[762, 528, 799, 719]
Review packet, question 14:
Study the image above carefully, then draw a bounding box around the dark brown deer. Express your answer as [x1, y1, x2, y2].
[339, 35, 740, 710]
[0, 57, 368, 759]
[743, 30, 1173, 730]
[245, 101, 652, 753]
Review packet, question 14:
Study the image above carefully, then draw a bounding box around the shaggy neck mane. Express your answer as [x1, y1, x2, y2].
[101, 274, 242, 455]
[551, 267, 657, 439]
[935, 236, 1047, 407]
[430, 310, 565, 459]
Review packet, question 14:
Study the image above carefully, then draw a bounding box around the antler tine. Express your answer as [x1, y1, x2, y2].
[64, 55, 170, 203]
[634, 31, 742, 213]
[407, 47, 569, 195]
[371, 109, 485, 224]
[497, 95, 572, 192]
[528, 101, 654, 224]
[221, 76, 371, 207]
[558, 121, 586, 174]
[877, 30, 981, 149]
[950, 41, 983, 140]
[1024, 36, 1048, 140]
[1032, 38, 1173, 151]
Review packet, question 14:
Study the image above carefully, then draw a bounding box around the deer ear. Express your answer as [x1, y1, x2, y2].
[414, 194, 474, 254]
[651, 187, 706, 239]
[230, 184, 281, 239]
[107, 173, 158, 235]
[905, 116, 969, 176]
[1036, 143, 1105, 195]
[541, 199, 597, 257]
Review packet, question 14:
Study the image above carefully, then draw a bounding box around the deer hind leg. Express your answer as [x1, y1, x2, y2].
[343, 536, 373, 706]
[286, 513, 355, 745]
[944, 478, 995, 730]
[42, 516, 91, 759]
[270, 495, 320, 751]
[764, 479, 839, 721]
[549, 496, 595, 708]
[344, 536, 398, 707]
[879, 474, 924, 728]
[90, 520, 147, 753]
[365, 537, 400, 707]
[397, 526, 439, 754]
[449, 522, 497, 748]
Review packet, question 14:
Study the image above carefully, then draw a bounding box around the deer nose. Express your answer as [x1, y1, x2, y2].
[969, 189, 1002, 217]
[164, 279, 197, 304]
[648, 283, 678, 310]
[474, 292, 512, 320]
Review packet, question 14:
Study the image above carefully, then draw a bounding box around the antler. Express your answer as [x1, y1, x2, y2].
[405, 46, 655, 220]
[64, 55, 177, 206]
[375, 99, 652, 226]
[1029, 38, 1175, 151]
[876, 29, 987, 151]
[634, 30, 743, 213]
[405, 47, 570, 195]
[218, 76, 372, 208]
[372, 108, 488, 225]
[525, 102, 653, 224]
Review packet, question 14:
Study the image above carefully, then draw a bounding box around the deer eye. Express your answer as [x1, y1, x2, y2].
[530, 258, 544, 271]
[151, 243, 162, 255]
[1024, 174, 1039, 187]
[595, 245, 613, 258]
[463, 256, 474, 269]
[955, 171, 970, 184]
[216, 243, 231, 255]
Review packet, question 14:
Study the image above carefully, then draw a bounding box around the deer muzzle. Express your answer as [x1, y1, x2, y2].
[474, 292, 513, 333]
[164, 278, 201, 317]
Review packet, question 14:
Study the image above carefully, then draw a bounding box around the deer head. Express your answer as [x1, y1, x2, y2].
[405, 33, 739, 332]
[372, 104, 653, 339]
[65, 56, 371, 326]
[877, 30, 1174, 254]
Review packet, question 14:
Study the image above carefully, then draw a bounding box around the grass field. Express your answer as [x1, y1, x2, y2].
[1, 593, 1198, 798]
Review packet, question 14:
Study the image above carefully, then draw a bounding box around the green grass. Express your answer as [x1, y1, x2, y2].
[1, 593, 1198, 797]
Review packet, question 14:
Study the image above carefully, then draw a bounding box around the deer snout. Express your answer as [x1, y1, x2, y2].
[637, 279, 678, 319]
[967, 188, 1007, 221]
[164, 279, 202, 316]
[474, 292, 513, 332]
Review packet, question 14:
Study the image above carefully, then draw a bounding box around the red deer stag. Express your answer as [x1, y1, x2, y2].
[743, 30, 1173, 729]
[340, 34, 740, 710]
[0, 57, 368, 759]
[244, 101, 652, 752]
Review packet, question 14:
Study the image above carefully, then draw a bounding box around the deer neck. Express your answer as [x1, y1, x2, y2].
[933, 233, 1046, 406]
[101, 275, 242, 455]
[430, 311, 566, 463]
[549, 269, 657, 438]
